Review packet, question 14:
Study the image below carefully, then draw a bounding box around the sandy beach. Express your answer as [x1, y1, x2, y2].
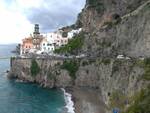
[68, 87, 107, 113]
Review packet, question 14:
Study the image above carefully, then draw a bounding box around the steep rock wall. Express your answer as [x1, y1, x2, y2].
[9, 58, 73, 88]
[8, 58, 148, 110]
[77, 0, 150, 58]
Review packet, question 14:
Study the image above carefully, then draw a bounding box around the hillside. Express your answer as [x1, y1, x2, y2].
[75, 0, 150, 58]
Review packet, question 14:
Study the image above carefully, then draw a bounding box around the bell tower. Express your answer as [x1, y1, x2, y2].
[33, 24, 40, 35]
[32, 24, 42, 49]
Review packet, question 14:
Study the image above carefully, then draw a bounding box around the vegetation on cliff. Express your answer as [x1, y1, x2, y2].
[136, 58, 150, 80]
[61, 60, 79, 79]
[54, 32, 84, 55]
[109, 90, 129, 111]
[142, 58, 150, 80]
[125, 85, 150, 113]
[87, 0, 104, 13]
[30, 59, 40, 76]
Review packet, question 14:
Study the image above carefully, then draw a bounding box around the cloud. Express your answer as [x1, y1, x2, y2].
[25, 0, 85, 32]
[0, 0, 85, 44]
[0, 0, 33, 44]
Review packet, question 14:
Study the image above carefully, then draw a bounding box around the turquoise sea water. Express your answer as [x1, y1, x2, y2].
[0, 45, 66, 113]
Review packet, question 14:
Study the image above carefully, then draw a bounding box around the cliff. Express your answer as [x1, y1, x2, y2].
[8, 58, 73, 88]
[8, 57, 149, 113]
[77, 0, 150, 58]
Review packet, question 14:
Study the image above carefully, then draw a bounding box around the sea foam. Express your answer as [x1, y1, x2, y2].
[61, 88, 75, 113]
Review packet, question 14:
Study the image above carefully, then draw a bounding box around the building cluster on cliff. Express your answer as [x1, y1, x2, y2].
[20, 24, 82, 55]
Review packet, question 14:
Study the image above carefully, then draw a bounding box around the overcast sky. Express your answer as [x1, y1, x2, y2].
[0, 0, 85, 44]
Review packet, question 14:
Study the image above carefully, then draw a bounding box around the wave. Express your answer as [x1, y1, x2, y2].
[61, 88, 75, 113]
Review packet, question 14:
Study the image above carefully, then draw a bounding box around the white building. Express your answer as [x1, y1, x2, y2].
[47, 32, 68, 48]
[67, 28, 82, 39]
[40, 38, 55, 53]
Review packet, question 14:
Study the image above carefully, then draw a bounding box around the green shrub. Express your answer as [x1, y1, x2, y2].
[111, 60, 122, 75]
[30, 59, 40, 76]
[54, 32, 84, 54]
[102, 59, 111, 65]
[88, 0, 98, 6]
[109, 90, 128, 110]
[125, 86, 150, 113]
[88, 0, 104, 13]
[142, 58, 150, 80]
[61, 60, 79, 79]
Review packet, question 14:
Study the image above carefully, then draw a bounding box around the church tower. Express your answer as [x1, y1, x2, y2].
[32, 24, 43, 50]
[33, 24, 40, 35]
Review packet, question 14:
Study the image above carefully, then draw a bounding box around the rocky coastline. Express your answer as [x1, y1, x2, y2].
[8, 57, 149, 113]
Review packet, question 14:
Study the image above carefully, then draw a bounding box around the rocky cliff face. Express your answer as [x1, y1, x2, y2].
[77, 0, 150, 58]
[8, 57, 149, 112]
[8, 58, 73, 88]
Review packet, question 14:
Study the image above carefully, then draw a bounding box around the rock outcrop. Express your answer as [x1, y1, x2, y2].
[8, 58, 73, 88]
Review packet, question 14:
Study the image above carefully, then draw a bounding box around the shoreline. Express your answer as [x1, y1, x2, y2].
[12, 78, 107, 113]
[61, 88, 75, 113]
[67, 87, 107, 113]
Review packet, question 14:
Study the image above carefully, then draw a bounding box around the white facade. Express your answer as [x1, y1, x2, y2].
[67, 28, 82, 39]
[46, 32, 68, 48]
[40, 38, 55, 53]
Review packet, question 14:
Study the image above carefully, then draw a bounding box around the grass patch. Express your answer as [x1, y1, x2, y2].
[61, 60, 79, 79]
[30, 59, 40, 77]
[54, 32, 84, 55]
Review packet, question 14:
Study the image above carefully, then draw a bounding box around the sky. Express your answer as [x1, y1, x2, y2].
[0, 0, 85, 44]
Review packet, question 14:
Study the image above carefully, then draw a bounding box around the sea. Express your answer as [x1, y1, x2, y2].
[0, 44, 75, 113]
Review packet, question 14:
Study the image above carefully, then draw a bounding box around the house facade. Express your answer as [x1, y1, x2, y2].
[21, 37, 33, 54]
[40, 38, 55, 53]
[47, 32, 68, 48]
